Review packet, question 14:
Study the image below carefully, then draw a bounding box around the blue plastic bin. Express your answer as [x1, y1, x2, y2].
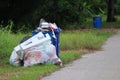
[93, 16, 102, 28]
[53, 28, 61, 57]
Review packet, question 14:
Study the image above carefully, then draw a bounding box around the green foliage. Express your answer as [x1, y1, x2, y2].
[1, 0, 120, 30]
[115, 0, 120, 15]
[25, 0, 84, 28]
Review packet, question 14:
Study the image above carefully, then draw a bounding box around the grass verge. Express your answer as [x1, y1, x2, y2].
[0, 51, 82, 80]
[0, 28, 117, 80]
[60, 29, 116, 50]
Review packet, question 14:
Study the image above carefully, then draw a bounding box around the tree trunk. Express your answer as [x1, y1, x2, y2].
[106, 0, 116, 22]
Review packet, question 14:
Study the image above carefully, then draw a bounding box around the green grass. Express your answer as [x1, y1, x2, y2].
[60, 51, 82, 64]
[0, 64, 58, 80]
[0, 29, 29, 65]
[60, 29, 115, 50]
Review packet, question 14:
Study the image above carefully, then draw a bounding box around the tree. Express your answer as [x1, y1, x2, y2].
[106, 0, 116, 22]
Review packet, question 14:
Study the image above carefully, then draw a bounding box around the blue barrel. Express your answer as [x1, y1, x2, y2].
[93, 16, 102, 28]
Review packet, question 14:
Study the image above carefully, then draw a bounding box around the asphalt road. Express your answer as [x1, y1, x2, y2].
[41, 31, 120, 80]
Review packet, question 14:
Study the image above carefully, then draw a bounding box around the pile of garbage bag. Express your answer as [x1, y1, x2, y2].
[9, 19, 62, 67]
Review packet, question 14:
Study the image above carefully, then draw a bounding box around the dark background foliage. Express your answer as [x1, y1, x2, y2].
[0, 0, 119, 32]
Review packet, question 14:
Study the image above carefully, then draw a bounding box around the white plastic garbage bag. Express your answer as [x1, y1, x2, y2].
[9, 44, 62, 67]
[23, 44, 62, 67]
[23, 44, 49, 66]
